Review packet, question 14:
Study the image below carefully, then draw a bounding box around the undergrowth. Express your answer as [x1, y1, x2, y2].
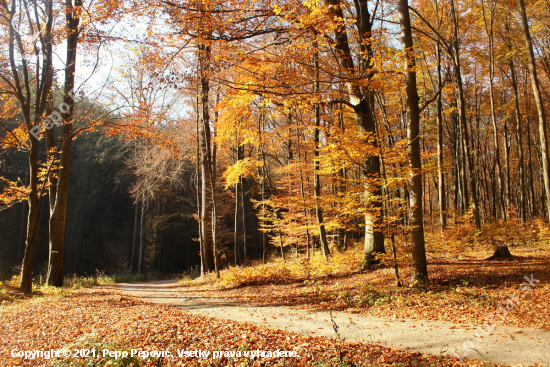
[0, 271, 167, 306]
[214, 248, 364, 288]
[426, 217, 550, 254]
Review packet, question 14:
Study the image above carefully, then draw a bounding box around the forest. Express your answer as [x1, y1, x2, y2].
[0, 0, 550, 365]
[2, 0, 550, 286]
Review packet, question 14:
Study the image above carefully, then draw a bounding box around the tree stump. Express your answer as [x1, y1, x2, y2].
[486, 246, 514, 260]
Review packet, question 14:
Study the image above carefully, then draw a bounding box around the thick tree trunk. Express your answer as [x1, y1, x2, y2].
[46, 0, 81, 287]
[12, 0, 54, 294]
[324, 0, 385, 262]
[487, 246, 514, 260]
[399, 0, 428, 283]
[517, 0, 550, 221]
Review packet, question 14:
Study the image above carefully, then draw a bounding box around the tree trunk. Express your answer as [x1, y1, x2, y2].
[482, 0, 505, 220]
[19, 144, 41, 293]
[510, 59, 526, 222]
[399, 0, 428, 283]
[313, 49, 330, 259]
[234, 145, 243, 265]
[11, 0, 54, 294]
[517, 0, 550, 221]
[324, 0, 385, 262]
[487, 246, 514, 260]
[198, 42, 215, 273]
[450, 0, 481, 232]
[436, 35, 446, 231]
[46, 0, 82, 287]
[138, 197, 146, 274]
[195, 93, 204, 275]
[131, 201, 139, 272]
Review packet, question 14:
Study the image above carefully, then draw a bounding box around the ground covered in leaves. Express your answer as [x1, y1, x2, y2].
[177, 248, 550, 330]
[0, 288, 503, 367]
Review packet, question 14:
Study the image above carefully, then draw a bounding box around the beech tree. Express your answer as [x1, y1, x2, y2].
[0, 0, 53, 293]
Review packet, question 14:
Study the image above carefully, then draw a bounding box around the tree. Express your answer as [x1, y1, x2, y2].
[399, 0, 428, 282]
[324, 0, 386, 262]
[45, 0, 83, 287]
[516, 0, 550, 221]
[0, 0, 54, 293]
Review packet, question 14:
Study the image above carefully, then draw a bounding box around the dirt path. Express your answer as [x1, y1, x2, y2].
[111, 280, 550, 366]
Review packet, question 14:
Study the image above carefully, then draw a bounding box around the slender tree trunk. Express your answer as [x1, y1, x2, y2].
[234, 145, 243, 265]
[195, 94, 205, 275]
[313, 49, 330, 259]
[510, 59, 526, 222]
[450, 0, 482, 232]
[503, 121, 511, 214]
[482, 0, 505, 220]
[19, 145, 40, 293]
[198, 42, 215, 272]
[261, 168, 267, 263]
[436, 33, 446, 231]
[517, 0, 550, 221]
[131, 201, 139, 272]
[138, 196, 146, 274]
[399, 0, 428, 282]
[241, 176, 249, 259]
[525, 100, 537, 217]
[210, 113, 220, 278]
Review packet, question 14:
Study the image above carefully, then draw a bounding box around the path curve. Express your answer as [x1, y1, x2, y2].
[110, 280, 550, 366]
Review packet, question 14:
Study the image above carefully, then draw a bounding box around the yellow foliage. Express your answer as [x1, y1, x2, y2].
[217, 248, 363, 287]
[222, 157, 262, 188]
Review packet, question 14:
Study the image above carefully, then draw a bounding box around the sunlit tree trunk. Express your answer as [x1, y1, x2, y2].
[450, 0, 481, 232]
[313, 49, 330, 259]
[510, 59, 526, 222]
[481, 0, 505, 220]
[8, 0, 54, 293]
[399, 0, 428, 283]
[434, 0, 446, 231]
[198, 42, 215, 273]
[517, 0, 550, 221]
[325, 0, 385, 264]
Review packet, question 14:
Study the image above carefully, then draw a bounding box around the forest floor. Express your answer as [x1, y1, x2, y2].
[0, 287, 506, 367]
[110, 247, 550, 366]
[1, 247, 548, 366]
[112, 276, 549, 367]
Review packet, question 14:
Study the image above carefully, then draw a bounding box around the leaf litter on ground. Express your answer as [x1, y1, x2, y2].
[0, 288, 504, 366]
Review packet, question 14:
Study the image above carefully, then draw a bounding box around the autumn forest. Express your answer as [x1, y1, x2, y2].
[1, 0, 550, 364]
[1, 0, 550, 284]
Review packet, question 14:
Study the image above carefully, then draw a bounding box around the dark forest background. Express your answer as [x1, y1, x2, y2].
[0, 129, 201, 281]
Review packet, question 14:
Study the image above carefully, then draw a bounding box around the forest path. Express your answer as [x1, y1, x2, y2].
[111, 279, 550, 366]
